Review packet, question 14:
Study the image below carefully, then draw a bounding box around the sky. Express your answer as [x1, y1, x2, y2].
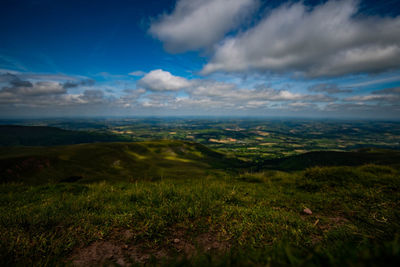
[1, 0, 400, 119]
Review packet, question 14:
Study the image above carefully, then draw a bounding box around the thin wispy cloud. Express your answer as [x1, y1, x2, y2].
[348, 75, 400, 87]
[128, 71, 146, 76]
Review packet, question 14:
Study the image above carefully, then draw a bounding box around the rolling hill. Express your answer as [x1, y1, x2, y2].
[0, 125, 130, 146]
[1, 126, 400, 266]
[0, 140, 243, 184]
[261, 148, 400, 171]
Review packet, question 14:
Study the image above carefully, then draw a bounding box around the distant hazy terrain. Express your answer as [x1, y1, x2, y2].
[2, 118, 399, 159]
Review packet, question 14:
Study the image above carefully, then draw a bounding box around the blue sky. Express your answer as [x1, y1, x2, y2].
[1, 0, 400, 118]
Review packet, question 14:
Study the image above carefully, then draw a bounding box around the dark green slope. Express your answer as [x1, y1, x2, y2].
[0, 125, 130, 146]
[0, 140, 242, 184]
[262, 148, 400, 171]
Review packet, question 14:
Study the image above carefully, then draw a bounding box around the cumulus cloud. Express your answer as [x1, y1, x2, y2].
[138, 69, 191, 91]
[149, 0, 258, 53]
[2, 70, 398, 117]
[189, 81, 332, 102]
[187, 81, 335, 104]
[0, 72, 150, 111]
[118, 88, 147, 108]
[0, 73, 66, 96]
[0, 73, 110, 108]
[202, 0, 400, 77]
[136, 72, 336, 111]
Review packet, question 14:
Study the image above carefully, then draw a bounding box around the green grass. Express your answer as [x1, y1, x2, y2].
[0, 140, 243, 184]
[0, 125, 131, 146]
[1, 138, 400, 265]
[1, 164, 400, 266]
[261, 149, 400, 171]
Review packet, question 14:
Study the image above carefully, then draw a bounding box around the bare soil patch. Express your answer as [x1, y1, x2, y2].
[69, 226, 231, 266]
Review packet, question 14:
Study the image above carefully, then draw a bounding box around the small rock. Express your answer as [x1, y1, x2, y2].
[303, 208, 312, 215]
[173, 238, 180, 243]
[123, 230, 133, 239]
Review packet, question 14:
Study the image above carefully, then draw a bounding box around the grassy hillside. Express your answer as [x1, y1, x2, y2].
[0, 140, 242, 184]
[1, 126, 400, 266]
[1, 165, 399, 266]
[0, 125, 130, 146]
[261, 148, 400, 171]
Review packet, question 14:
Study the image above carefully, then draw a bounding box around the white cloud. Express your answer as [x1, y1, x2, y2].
[348, 75, 400, 87]
[0, 73, 108, 107]
[149, 0, 258, 53]
[344, 86, 400, 102]
[128, 71, 146, 76]
[344, 94, 393, 102]
[202, 0, 400, 77]
[3, 70, 399, 117]
[134, 70, 336, 111]
[188, 82, 334, 102]
[137, 69, 191, 91]
[2, 80, 66, 96]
